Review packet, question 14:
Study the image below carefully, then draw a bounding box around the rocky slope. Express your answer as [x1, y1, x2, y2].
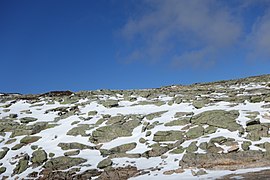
[1, 74, 270, 179]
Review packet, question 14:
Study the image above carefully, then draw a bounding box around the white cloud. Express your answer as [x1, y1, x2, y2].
[118, 0, 270, 67]
[247, 10, 270, 60]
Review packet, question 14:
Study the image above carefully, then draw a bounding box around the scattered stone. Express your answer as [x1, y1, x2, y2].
[5, 138, 16, 144]
[186, 126, 204, 139]
[186, 141, 198, 153]
[9, 113, 18, 118]
[242, 141, 252, 151]
[163, 170, 174, 175]
[64, 150, 80, 156]
[0, 147, 9, 159]
[97, 158, 113, 169]
[88, 110, 98, 116]
[20, 117, 37, 123]
[44, 156, 87, 170]
[101, 100, 119, 108]
[192, 100, 206, 109]
[66, 124, 91, 136]
[164, 118, 190, 126]
[20, 136, 41, 144]
[145, 111, 168, 120]
[11, 143, 24, 150]
[153, 131, 184, 142]
[58, 142, 93, 150]
[246, 119, 260, 126]
[227, 145, 239, 153]
[191, 110, 240, 131]
[90, 120, 141, 143]
[31, 150, 47, 166]
[13, 154, 29, 174]
[0, 166, 6, 174]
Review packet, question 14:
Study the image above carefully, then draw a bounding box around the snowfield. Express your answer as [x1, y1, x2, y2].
[1, 75, 270, 179]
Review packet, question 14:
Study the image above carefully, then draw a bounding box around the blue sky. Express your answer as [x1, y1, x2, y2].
[1, 0, 270, 94]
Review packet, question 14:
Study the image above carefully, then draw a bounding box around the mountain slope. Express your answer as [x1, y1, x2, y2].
[1, 75, 270, 179]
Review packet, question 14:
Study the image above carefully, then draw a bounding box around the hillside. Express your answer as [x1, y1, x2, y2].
[1, 74, 270, 179]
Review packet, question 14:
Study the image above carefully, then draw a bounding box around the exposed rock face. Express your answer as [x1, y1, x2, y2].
[179, 151, 270, 169]
[31, 150, 47, 166]
[191, 110, 240, 131]
[44, 156, 87, 170]
[153, 131, 184, 142]
[90, 120, 141, 143]
[97, 158, 113, 169]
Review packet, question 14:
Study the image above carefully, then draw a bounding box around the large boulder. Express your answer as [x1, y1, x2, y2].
[191, 110, 241, 131]
[90, 120, 141, 143]
[31, 150, 47, 166]
[97, 158, 113, 169]
[179, 151, 268, 169]
[186, 126, 204, 139]
[58, 142, 94, 150]
[44, 156, 87, 170]
[153, 131, 184, 142]
[0, 147, 9, 160]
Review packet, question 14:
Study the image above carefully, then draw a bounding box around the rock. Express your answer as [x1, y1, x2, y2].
[106, 115, 124, 125]
[145, 111, 168, 120]
[109, 142, 137, 154]
[206, 142, 224, 153]
[146, 131, 151, 136]
[31, 150, 47, 166]
[66, 124, 91, 136]
[210, 136, 227, 144]
[250, 96, 262, 103]
[97, 158, 113, 169]
[13, 154, 29, 174]
[164, 118, 190, 126]
[186, 126, 204, 139]
[49, 153, 55, 158]
[98, 165, 139, 180]
[192, 100, 206, 109]
[5, 139, 16, 144]
[20, 117, 37, 123]
[204, 126, 217, 134]
[174, 112, 194, 118]
[58, 142, 93, 150]
[242, 141, 252, 151]
[9, 113, 18, 118]
[186, 141, 198, 153]
[142, 145, 170, 157]
[163, 170, 175, 175]
[192, 169, 207, 176]
[227, 145, 239, 153]
[139, 138, 146, 144]
[175, 168, 185, 174]
[246, 119, 260, 126]
[153, 131, 184, 142]
[179, 150, 266, 169]
[88, 110, 98, 116]
[0, 147, 9, 160]
[90, 120, 141, 143]
[170, 146, 185, 154]
[31, 145, 38, 150]
[265, 96, 270, 102]
[11, 143, 24, 150]
[64, 150, 80, 156]
[44, 156, 87, 170]
[101, 100, 119, 108]
[20, 136, 41, 144]
[0, 166, 6, 174]
[191, 110, 240, 131]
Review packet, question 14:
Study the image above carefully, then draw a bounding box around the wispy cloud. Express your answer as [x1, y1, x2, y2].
[118, 0, 270, 68]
